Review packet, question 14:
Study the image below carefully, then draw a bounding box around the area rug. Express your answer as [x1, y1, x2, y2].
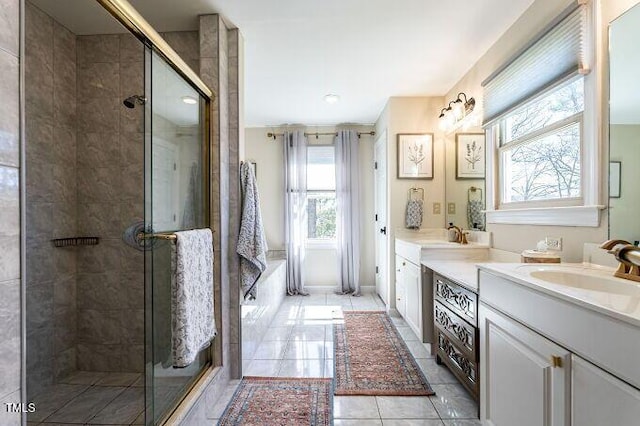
[333, 311, 434, 396]
[218, 377, 333, 425]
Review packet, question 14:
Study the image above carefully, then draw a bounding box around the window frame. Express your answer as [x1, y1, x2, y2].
[305, 144, 337, 248]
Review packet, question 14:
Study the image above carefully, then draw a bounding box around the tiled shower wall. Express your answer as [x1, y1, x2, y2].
[74, 32, 145, 373]
[0, 0, 22, 422]
[25, 3, 78, 395]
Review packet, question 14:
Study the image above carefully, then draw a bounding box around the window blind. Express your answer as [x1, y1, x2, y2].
[482, 3, 587, 126]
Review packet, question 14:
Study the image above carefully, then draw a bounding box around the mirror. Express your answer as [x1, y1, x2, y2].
[445, 131, 486, 231]
[609, 3, 640, 244]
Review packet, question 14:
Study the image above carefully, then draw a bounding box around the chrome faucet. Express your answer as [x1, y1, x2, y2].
[599, 239, 640, 283]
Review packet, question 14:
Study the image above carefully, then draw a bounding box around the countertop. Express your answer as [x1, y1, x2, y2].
[477, 262, 640, 328]
[421, 259, 481, 292]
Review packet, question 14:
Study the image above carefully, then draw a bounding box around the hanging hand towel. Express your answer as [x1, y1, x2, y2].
[467, 199, 485, 231]
[171, 229, 216, 368]
[405, 199, 423, 229]
[237, 162, 268, 300]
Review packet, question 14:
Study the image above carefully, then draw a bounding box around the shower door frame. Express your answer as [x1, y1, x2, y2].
[93, 0, 218, 424]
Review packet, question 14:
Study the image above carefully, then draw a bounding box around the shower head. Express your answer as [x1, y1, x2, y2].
[123, 95, 146, 109]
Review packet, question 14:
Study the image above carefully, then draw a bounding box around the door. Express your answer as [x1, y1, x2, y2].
[572, 355, 640, 426]
[480, 304, 570, 426]
[403, 261, 422, 339]
[374, 131, 388, 304]
[144, 47, 210, 424]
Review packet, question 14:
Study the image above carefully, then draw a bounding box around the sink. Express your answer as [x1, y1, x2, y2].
[515, 265, 640, 297]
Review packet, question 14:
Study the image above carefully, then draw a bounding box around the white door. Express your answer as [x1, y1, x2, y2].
[572, 355, 640, 426]
[480, 304, 570, 426]
[403, 261, 422, 339]
[374, 131, 388, 304]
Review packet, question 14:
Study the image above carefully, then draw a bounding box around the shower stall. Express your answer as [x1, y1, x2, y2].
[24, 0, 214, 424]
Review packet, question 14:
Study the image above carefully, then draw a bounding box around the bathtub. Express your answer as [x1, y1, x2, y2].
[241, 253, 286, 362]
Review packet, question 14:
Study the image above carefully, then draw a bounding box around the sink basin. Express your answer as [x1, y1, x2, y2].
[528, 270, 640, 296]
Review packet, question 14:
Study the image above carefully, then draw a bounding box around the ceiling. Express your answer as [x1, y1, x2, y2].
[31, 0, 536, 127]
[610, 3, 640, 125]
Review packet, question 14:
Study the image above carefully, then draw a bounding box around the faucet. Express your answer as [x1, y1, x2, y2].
[447, 224, 468, 245]
[599, 239, 640, 283]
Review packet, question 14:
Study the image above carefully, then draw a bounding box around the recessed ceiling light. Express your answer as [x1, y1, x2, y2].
[324, 94, 340, 104]
[182, 95, 197, 105]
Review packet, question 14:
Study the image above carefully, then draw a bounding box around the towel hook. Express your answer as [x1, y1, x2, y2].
[408, 187, 424, 202]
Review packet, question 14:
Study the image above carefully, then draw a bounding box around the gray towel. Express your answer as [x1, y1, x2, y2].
[237, 162, 268, 300]
[405, 200, 423, 229]
[171, 229, 216, 368]
[467, 200, 485, 231]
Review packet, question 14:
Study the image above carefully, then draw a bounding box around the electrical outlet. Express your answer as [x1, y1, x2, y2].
[545, 237, 563, 251]
[448, 203, 456, 214]
[433, 202, 441, 214]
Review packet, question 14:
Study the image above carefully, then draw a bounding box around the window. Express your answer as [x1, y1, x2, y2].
[306, 146, 336, 241]
[499, 77, 584, 205]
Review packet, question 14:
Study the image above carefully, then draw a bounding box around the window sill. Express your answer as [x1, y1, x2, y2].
[305, 240, 337, 250]
[485, 205, 605, 227]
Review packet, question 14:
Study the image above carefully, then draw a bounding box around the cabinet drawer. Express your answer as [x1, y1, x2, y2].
[437, 331, 479, 397]
[434, 274, 477, 326]
[435, 302, 477, 359]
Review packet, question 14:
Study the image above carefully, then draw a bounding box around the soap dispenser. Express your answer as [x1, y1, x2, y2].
[447, 223, 457, 242]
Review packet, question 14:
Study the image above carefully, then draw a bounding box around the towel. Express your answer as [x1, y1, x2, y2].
[405, 200, 423, 229]
[237, 162, 268, 300]
[171, 229, 216, 368]
[467, 199, 485, 231]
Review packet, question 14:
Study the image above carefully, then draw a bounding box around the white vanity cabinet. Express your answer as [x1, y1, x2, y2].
[479, 268, 640, 426]
[480, 304, 570, 426]
[395, 254, 422, 338]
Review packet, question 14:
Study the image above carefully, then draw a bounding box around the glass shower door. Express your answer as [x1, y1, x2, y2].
[144, 46, 210, 424]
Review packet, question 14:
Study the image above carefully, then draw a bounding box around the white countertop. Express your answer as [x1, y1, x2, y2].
[421, 260, 481, 292]
[478, 262, 640, 328]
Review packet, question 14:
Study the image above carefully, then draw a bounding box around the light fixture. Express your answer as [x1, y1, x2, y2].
[324, 94, 340, 104]
[182, 95, 197, 105]
[438, 92, 476, 133]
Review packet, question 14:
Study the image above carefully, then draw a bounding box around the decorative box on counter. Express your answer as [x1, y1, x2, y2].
[521, 250, 561, 263]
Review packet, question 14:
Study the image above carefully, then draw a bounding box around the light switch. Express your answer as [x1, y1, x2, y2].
[433, 202, 441, 214]
[448, 203, 456, 214]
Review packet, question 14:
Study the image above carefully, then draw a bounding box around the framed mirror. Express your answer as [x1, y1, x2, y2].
[609, 3, 640, 244]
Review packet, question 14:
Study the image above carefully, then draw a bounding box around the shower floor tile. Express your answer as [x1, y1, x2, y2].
[33, 371, 145, 425]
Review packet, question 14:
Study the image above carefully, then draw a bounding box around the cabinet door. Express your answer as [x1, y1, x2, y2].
[480, 304, 570, 426]
[403, 261, 422, 339]
[395, 255, 406, 317]
[572, 355, 640, 426]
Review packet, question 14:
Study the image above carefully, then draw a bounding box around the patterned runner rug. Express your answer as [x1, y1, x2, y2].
[333, 311, 434, 396]
[218, 377, 333, 425]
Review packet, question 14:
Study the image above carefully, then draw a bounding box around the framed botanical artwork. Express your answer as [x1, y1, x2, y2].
[610, 161, 621, 198]
[456, 133, 485, 179]
[397, 133, 434, 179]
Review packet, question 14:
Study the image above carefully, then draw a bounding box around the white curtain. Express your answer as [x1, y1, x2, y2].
[335, 130, 360, 295]
[284, 130, 309, 295]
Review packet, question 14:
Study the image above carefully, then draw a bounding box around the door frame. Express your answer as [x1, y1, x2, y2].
[374, 130, 389, 306]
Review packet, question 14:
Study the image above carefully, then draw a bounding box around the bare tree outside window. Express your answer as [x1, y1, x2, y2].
[501, 78, 584, 203]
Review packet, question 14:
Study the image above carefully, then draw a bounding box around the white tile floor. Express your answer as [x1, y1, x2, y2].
[226, 292, 480, 425]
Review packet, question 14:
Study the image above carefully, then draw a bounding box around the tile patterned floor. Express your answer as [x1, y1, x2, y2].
[28, 371, 144, 425]
[235, 292, 481, 425]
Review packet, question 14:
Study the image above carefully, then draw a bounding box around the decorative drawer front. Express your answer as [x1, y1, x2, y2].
[435, 302, 477, 359]
[437, 331, 478, 389]
[434, 274, 477, 326]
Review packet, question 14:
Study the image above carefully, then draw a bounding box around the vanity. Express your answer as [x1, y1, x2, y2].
[478, 263, 640, 425]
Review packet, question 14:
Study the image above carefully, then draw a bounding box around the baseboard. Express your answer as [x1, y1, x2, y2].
[304, 285, 376, 294]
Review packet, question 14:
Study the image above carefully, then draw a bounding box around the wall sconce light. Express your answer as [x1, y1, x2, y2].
[438, 92, 476, 132]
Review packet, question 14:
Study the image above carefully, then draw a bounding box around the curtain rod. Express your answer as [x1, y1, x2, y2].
[266, 131, 376, 140]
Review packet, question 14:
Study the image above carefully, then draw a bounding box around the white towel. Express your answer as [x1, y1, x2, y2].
[405, 200, 423, 229]
[237, 162, 268, 300]
[171, 229, 216, 368]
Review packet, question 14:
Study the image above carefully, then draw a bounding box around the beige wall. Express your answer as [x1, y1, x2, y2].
[440, 0, 640, 261]
[244, 126, 376, 288]
[609, 125, 640, 241]
[375, 96, 446, 309]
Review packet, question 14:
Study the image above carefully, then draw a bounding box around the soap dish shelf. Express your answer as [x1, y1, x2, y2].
[52, 237, 100, 248]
